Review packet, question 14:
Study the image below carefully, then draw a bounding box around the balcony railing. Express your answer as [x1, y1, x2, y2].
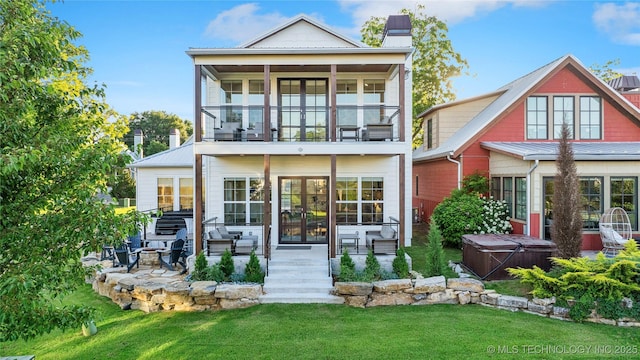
[200, 105, 401, 142]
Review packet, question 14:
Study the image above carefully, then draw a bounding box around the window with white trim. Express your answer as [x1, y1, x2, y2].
[223, 177, 265, 225]
[335, 177, 384, 224]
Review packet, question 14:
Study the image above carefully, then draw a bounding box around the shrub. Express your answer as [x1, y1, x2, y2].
[219, 249, 234, 279]
[364, 250, 381, 280]
[339, 250, 356, 281]
[392, 247, 409, 278]
[425, 220, 446, 277]
[432, 191, 512, 247]
[204, 264, 225, 282]
[509, 241, 640, 321]
[191, 252, 209, 281]
[432, 192, 485, 247]
[461, 171, 489, 195]
[244, 250, 265, 284]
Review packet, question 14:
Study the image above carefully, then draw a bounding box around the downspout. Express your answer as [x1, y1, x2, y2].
[526, 159, 539, 236]
[446, 153, 462, 190]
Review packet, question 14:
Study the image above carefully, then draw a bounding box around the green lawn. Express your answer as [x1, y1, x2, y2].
[2, 285, 639, 359]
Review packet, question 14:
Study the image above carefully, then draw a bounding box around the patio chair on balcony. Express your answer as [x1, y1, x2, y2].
[206, 229, 234, 255]
[245, 122, 264, 141]
[114, 242, 140, 273]
[214, 122, 242, 141]
[158, 238, 187, 273]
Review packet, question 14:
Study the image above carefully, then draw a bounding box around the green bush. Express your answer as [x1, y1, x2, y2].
[204, 264, 225, 282]
[392, 247, 409, 278]
[191, 252, 209, 281]
[432, 191, 512, 247]
[425, 220, 446, 277]
[219, 249, 235, 279]
[244, 250, 265, 284]
[339, 250, 356, 281]
[364, 250, 381, 280]
[509, 241, 640, 321]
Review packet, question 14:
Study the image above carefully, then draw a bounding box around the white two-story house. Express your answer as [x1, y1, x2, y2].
[187, 15, 414, 259]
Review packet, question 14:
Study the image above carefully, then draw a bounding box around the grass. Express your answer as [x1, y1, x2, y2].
[406, 222, 461, 279]
[2, 285, 639, 359]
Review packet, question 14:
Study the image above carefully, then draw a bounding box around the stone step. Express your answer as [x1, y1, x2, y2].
[259, 293, 345, 304]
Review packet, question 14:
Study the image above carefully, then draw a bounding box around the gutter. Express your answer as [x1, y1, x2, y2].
[446, 154, 462, 190]
[525, 159, 539, 236]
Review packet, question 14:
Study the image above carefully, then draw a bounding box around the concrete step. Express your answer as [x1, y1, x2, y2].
[259, 293, 345, 304]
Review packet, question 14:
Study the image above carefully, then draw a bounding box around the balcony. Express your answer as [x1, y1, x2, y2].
[200, 105, 401, 143]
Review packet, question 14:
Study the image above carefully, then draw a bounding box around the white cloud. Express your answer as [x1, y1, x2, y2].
[593, 2, 640, 46]
[204, 3, 296, 45]
[337, 0, 547, 31]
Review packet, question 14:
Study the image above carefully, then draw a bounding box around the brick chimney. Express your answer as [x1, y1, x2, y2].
[134, 129, 143, 158]
[169, 128, 181, 149]
[382, 15, 412, 48]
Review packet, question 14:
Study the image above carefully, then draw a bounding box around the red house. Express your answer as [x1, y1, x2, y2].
[413, 55, 640, 250]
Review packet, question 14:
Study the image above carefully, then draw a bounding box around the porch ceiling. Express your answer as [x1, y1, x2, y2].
[206, 64, 392, 74]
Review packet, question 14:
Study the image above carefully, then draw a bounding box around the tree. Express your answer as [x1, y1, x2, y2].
[425, 220, 446, 277]
[589, 59, 623, 83]
[0, 0, 144, 341]
[551, 123, 583, 258]
[361, 5, 469, 148]
[125, 110, 193, 156]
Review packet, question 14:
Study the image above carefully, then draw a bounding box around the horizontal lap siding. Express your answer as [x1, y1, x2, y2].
[622, 93, 640, 110]
[413, 159, 458, 222]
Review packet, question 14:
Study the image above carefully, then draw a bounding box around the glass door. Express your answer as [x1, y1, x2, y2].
[279, 79, 327, 141]
[279, 177, 328, 243]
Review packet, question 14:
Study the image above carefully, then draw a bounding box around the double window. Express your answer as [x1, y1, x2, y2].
[157, 177, 193, 211]
[336, 177, 384, 224]
[526, 95, 601, 140]
[223, 177, 264, 225]
[491, 176, 526, 220]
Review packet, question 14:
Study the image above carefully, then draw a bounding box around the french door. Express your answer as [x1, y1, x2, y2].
[278, 79, 328, 141]
[279, 177, 328, 244]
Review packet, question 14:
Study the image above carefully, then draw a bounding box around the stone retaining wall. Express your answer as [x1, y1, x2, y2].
[92, 271, 261, 312]
[334, 276, 640, 327]
[90, 269, 639, 327]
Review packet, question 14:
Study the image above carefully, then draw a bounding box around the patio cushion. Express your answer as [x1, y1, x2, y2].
[380, 225, 395, 239]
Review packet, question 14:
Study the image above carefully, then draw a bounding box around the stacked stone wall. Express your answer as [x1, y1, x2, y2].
[334, 277, 640, 327]
[90, 269, 639, 327]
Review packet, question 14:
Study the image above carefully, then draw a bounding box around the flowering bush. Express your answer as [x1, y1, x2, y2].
[474, 195, 512, 235]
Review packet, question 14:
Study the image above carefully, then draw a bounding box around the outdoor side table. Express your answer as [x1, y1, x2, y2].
[339, 126, 360, 141]
[338, 231, 359, 254]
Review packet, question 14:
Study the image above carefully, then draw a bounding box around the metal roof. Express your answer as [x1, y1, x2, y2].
[608, 75, 640, 92]
[481, 141, 640, 161]
[128, 136, 194, 168]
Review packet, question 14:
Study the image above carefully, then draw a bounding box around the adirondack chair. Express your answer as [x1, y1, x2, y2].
[114, 242, 140, 273]
[158, 238, 187, 273]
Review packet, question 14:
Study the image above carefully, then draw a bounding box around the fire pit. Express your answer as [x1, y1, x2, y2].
[138, 247, 164, 266]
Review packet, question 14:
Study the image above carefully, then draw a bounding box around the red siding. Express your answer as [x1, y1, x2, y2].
[412, 159, 458, 222]
[536, 68, 595, 94]
[582, 233, 603, 251]
[603, 100, 640, 139]
[622, 93, 640, 110]
[529, 213, 540, 238]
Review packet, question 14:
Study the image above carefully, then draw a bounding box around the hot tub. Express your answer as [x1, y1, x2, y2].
[462, 234, 557, 280]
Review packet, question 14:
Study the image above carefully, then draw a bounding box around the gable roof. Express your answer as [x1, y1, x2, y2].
[128, 136, 193, 168]
[240, 15, 365, 49]
[413, 54, 640, 162]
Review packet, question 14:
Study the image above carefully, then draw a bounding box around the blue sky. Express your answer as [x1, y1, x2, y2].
[48, 0, 640, 122]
